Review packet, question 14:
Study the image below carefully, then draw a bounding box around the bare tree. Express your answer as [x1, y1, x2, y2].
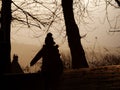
[0, 0, 11, 74]
[62, 0, 89, 69]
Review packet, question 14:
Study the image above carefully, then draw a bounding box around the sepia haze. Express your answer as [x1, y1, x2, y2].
[10, 0, 120, 72]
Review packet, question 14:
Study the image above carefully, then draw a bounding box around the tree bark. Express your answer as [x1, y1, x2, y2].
[0, 0, 11, 74]
[62, 0, 89, 69]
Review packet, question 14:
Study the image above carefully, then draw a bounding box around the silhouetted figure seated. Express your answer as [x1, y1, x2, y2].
[30, 33, 63, 90]
[11, 54, 24, 74]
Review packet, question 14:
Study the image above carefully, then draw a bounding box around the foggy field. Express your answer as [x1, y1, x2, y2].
[1, 65, 120, 90]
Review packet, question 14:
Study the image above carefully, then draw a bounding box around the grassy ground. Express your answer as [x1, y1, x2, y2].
[60, 65, 120, 90]
[1, 65, 120, 90]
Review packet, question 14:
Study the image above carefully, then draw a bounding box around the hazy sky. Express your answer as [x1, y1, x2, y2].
[11, 0, 120, 69]
[11, 0, 120, 47]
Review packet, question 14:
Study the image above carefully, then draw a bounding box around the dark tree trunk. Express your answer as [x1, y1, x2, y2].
[0, 0, 11, 74]
[62, 0, 89, 69]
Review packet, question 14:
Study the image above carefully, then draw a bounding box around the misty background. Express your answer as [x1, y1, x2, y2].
[10, 0, 120, 73]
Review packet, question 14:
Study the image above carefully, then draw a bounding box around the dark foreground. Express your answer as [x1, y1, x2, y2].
[1, 65, 120, 90]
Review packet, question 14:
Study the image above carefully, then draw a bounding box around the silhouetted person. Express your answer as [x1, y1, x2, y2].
[11, 54, 24, 74]
[30, 33, 63, 90]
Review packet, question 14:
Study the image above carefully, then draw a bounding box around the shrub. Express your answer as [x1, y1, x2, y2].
[89, 54, 120, 67]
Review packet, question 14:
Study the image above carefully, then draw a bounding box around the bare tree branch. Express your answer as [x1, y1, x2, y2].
[12, 0, 48, 28]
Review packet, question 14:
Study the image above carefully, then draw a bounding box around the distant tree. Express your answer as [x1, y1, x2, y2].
[0, 0, 11, 74]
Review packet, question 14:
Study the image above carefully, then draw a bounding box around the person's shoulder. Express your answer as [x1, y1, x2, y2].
[55, 45, 59, 48]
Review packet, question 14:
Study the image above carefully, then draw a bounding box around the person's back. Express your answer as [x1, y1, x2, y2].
[30, 33, 63, 90]
[41, 44, 63, 76]
[41, 44, 63, 90]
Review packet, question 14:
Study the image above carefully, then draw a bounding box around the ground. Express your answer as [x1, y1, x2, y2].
[1, 65, 120, 90]
[60, 65, 120, 90]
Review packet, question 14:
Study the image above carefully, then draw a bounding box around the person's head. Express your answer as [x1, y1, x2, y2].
[45, 33, 55, 46]
[13, 54, 18, 62]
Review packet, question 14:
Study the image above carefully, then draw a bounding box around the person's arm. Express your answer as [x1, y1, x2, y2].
[30, 47, 43, 66]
